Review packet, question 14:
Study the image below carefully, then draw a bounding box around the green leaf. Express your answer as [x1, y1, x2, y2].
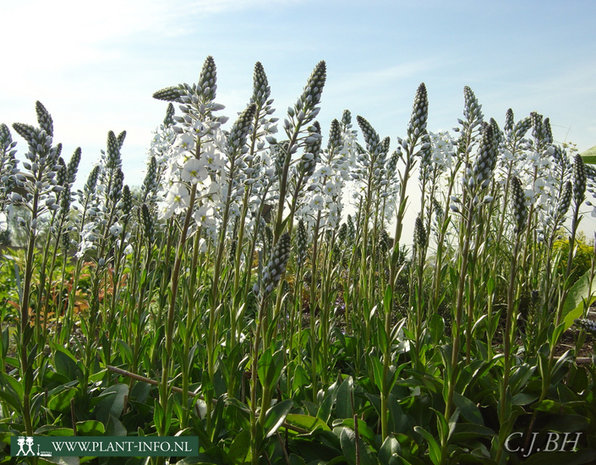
[414, 426, 442, 465]
[54, 347, 83, 380]
[562, 269, 595, 330]
[0, 372, 23, 410]
[379, 436, 401, 465]
[433, 407, 450, 443]
[451, 423, 495, 442]
[47, 386, 77, 412]
[369, 356, 384, 392]
[317, 383, 338, 423]
[283, 414, 330, 433]
[227, 430, 250, 462]
[471, 314, 487, 334]
[544, 413, 589, 432]
[34, 426, 74, 436]
[117, 339, 133, 364]
[291, 364, 309, 393]
[93, 384, 129, 424]
[76, 420, 105, 435]
[509, 363, 535, 394]
[288, 454, 306, 465]
[257, 347, 284, 389]
[335, 376, 354, 419]
[264, 399, 293, 438]
[512, 392, 538, 406]
[486, 276, 495, 295]
[453, 392, 483, 425]
[388, 392, 408, 434]
[383, 285, 393, 315]
[336, 418, 376, 445]
[106, 415, 127, 436]
[534, 399, 561, 413]
[1, 326, 8, 359]
[581, 145, 596, 164]
[428, 314, 445, 343]
[337, 426, 377, 465]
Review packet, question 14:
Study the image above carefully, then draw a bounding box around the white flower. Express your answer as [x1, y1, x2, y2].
[109, 223, 122, 237]
[181, 159, 208, 184]
[193, 205, 216, 230]
[197, 238, 208, 253]
[169, 184, 190, 206]
[315, 165, 333, 178]
[524, 188, 537, 204]
[311, 195, 324, 209]
[501, 149, 515, 163]
[175, 133, 195, 152]
[202, 151, 225, 173]
[202, 178, 221, 202]
[160, 183, 190, 219]
[76, 241, 94, 258]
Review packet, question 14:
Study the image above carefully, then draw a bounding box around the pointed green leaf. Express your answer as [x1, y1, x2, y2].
[265, 399, 293, 438]
[453, 392, 483, 425]
[283, 413, 330, 433]
[75, 420, 106, 435]
[414, 426, 442, 465]
[563, 269, 595, 330]
[335, 376, 354, 419]
[379, 436, 401, 465]
[337, 426, 377, 465]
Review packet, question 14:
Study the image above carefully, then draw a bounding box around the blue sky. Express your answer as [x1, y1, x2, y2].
[1, 0, 595, 233]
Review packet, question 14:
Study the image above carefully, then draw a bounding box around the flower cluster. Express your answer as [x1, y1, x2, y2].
[0, 124, 19, 212]
[260, 232, 291, 297]
[296, 119, 352, 230]
[574, 318, 596, 335]
[510, 176, 527, 234]
[10, 103, 64, 232]
[428, 131, 456, 173]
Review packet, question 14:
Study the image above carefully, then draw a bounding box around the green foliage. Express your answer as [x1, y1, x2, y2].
[554, 233, 594, 285]
[580, 145, 596, 164]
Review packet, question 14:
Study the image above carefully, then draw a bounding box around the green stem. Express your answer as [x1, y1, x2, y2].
[159, 184, 197, 436]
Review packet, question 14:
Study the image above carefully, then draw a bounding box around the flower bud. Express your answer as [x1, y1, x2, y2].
[120, 185, 133, 216]
[574, 318, 596, 335]
[252, 61, 271, 106]
[153, 86, 184, 102]
[298, 61, 326, 112]
[504, 108, 514, 133]
[573, 154, 586, 205]
[141, 203, 154, 242]
[463, 86, 483, 124]
[414, 216, 426, 249]
[296, 220, 308, 267]
[261, 232, 291, 296]
[556, 181, 572, 220]
[198, 56, 217, 101]
[408, 83, 428, 139]
[228, 104, 256, 152]
[511, 176, 527, 234]
[357, 115, 381, 154]
[164, 103, 175, 126]
[35, 101, 53, 137]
